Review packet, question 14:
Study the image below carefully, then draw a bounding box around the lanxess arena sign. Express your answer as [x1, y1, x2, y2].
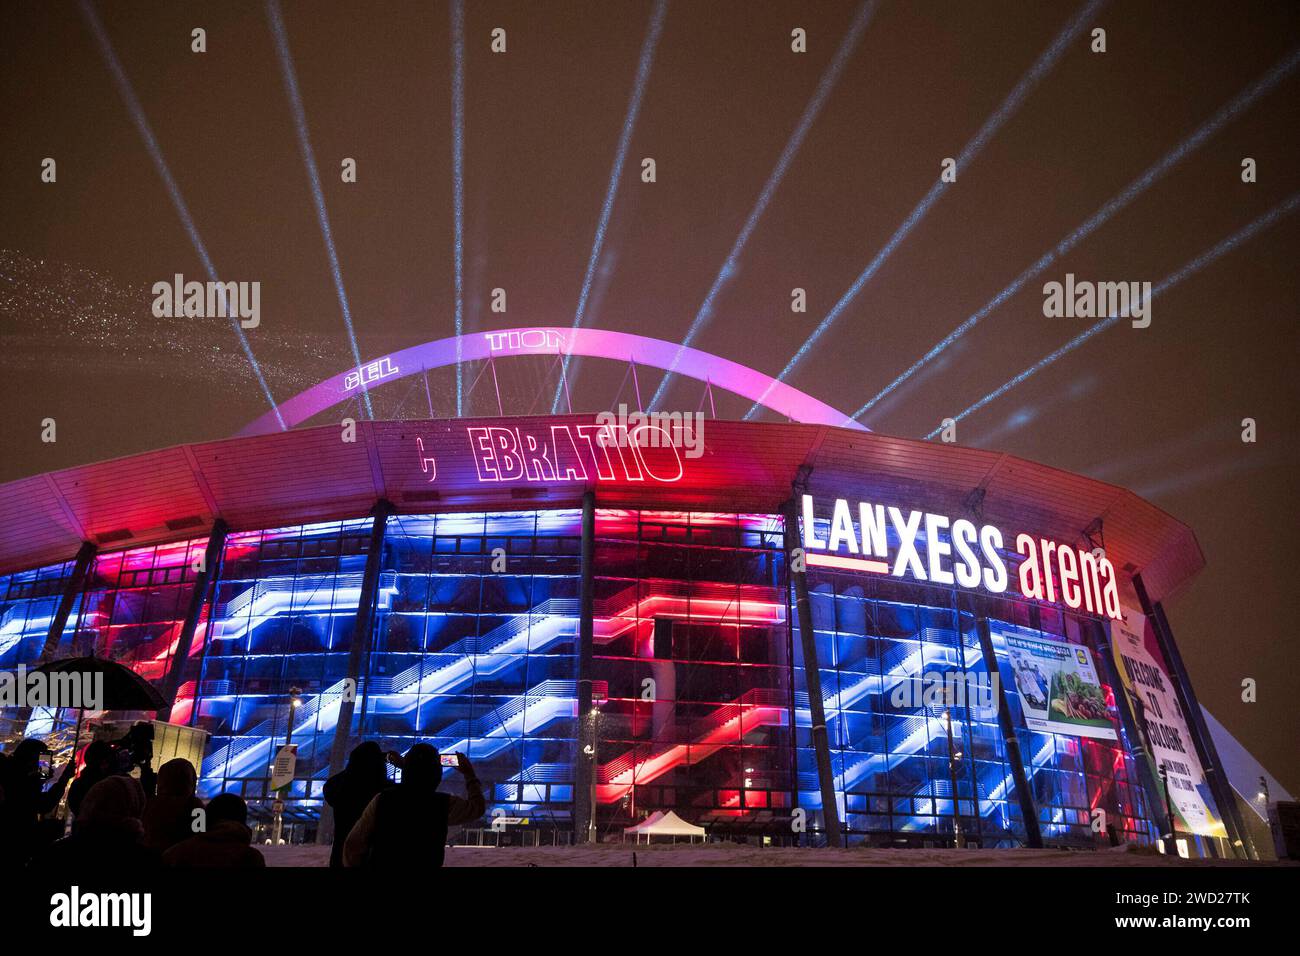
[800, 495, 1121, 620]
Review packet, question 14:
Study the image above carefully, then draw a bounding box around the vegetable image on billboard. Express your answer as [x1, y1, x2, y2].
[996, 629, 1118, 741]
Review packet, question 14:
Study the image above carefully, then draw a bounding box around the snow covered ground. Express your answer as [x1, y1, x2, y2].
[260, 842, 1246, 868]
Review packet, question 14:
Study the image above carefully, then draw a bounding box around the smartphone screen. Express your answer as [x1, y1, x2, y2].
[439, 753, 458, 767]
[37, 754, 52, 779]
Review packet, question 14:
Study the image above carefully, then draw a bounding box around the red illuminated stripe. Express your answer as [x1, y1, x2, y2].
[806, 552, 890, 574]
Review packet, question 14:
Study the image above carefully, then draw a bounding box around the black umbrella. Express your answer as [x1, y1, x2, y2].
[32, 655, 170, 712]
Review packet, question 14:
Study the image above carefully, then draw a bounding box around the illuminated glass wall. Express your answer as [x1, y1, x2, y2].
[366, 510, 583, 823]
[0, 557, 78, 743]
[0, 501, 1159, 848]
[800, 561, 1156, 847]
[1, 542, 209, 748]
[71, 539, 209, 686]
[189, 510, 583, 825]
[993, 606, 1153, 847]
[591, 510, 793, 836]
[193, 519, 376, 805]
[0, 558, 77, 669]
[798, 575, 1006, 843]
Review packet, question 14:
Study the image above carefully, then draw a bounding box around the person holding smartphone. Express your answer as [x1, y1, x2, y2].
[0, 739, 74, 869]
[342, 744, 484, 868]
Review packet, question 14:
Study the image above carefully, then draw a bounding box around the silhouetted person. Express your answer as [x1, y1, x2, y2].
[68, 735, 157, 821]
[0, 739, 73, 868]
[29, 775, 159, 874]
[66, 740, 114, 819]
[343, 745, 484, 868]
[163, 793, 265, 868]
[323, 740, 393, 867]
[142, 758, 204, 852]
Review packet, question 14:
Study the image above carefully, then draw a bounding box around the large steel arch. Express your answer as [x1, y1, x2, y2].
[240, 326, 867, 436]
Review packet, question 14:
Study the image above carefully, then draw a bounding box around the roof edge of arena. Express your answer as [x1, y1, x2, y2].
[0, 414, 1204, 606]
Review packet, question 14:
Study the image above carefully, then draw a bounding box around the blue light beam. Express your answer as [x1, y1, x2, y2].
[744, 0, 1106, 420]
[855, 43, 1300, 424]
[551, 0, 669, 414]
[80, 0, 286, 430]
[647, 0, 880, 413]
[267, 0, 372, 419]
[1133, 449, 1279, 500]
[451, 0, 466, 416]
[924, 192, 1300, 439]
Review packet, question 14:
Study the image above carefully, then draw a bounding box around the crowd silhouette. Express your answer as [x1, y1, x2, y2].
[0, 735, 484, 872]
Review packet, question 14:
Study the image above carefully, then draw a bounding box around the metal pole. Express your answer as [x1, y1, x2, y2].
[953, 594, 984, 845]
[781, 497, 842, 847]
[587, 708, 599, 844]
[319, 500, 392, 846]
[326, 501, 392, 775]
[944, 708, 962, 847]
[38, 541, 96, 663]
[1260, 776, 1277, 856]
[575, 490, 597, 842]
[270, 686, 301, 846]
[975, 617, 1043, 848]
[157, 520, 227, 722]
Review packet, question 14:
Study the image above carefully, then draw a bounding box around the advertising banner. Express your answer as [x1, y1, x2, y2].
[270, 744, 297, 792]
[1109, 606, 1226, 838]
[998, 629, 1118, 741]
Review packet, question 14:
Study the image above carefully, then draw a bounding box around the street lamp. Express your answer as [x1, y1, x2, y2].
[285, 686, 302, 743]
[586, 703, 601, 844]
[943, 709, 962, 847]
[271, 686, 303, 846]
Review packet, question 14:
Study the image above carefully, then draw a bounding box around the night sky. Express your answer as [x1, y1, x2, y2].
[1, 1, 1297, 792]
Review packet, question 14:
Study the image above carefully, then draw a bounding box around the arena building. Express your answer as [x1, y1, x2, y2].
[0, 329, 1270, 858]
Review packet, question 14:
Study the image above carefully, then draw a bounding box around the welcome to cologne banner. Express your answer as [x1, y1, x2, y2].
[1109, 606, 1226, 838]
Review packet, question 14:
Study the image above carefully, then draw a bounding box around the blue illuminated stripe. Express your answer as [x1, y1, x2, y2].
[926, 192, 1300, 439]
[859, 44, 1300, 425]
[649, 0, 880, 412]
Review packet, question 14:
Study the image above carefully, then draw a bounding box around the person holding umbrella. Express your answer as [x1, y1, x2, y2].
[31, 653, 169, 820]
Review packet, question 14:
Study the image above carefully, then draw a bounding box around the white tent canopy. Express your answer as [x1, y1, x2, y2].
[623, 810, 706, 843]
[623, 811, 666, 834]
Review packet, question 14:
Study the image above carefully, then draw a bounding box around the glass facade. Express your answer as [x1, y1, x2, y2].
[591, 510, 792, 836]
[72, 539, 210, 686]
[0, 502, 1161, 848]
[800, 567, 1155, 847]
[0, 557, 78, 743]
[193, 519, 376, 806]
[368, 511, 583, 823]
[0, 558, 78, 670]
